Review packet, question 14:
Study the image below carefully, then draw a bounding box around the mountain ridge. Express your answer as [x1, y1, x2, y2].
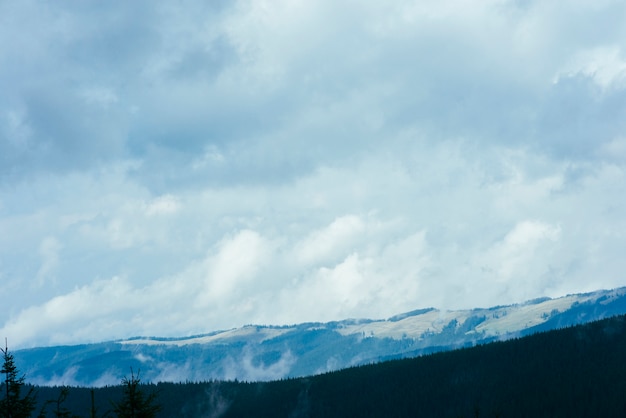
[28, 313, 626, 417]
[14, 286, 626, 386]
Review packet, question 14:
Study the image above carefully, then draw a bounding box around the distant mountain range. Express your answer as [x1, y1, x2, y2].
[31, 312, 626, 417]
[15, 287, 626, 387]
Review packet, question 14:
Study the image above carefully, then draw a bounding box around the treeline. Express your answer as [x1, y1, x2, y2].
[1, 342, 159, 418]
[4, 314, 626, 417]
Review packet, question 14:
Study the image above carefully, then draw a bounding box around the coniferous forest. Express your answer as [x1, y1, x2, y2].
[3, 314, 626, 417]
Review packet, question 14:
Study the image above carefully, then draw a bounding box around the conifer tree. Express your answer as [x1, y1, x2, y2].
[111, 369, 160, 418]
[46, 387, 79, 418]
[0, 340, 36, 418]
[89, 389, 98, 418]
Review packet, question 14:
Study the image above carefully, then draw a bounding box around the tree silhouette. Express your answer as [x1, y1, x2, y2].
[0, 340, 36, 418]
[89, 389, 105, 418]
[43, 387, 80, 418]
[111, 369, 159, 418]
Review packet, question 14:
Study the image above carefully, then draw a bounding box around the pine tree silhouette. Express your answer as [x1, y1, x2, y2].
[44, 387, 80, 418]
[0, 339, 36, 418]
[111, 369, 160, 418]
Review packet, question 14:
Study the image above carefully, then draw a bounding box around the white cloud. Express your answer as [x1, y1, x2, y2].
[219, 347, 296, 382]
[1, 0, 626, 348]
[144, 194, 181, 216]
[3, 140, 626, 348]
[197, 229, 271, 302]
[556, 46, 626, 91]
[295, 215, 365, 266]
[476, 220, 561, 284]
[35, 236, 62, 287]
[1, 277, 135, 347]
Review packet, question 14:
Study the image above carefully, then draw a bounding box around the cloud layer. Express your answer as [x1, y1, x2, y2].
[1, 0, 626, 348]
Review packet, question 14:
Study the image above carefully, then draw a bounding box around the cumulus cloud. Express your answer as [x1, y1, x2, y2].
[1, 0, 626, 348]
[294, 215, 365, 266]
[472, 221, 561, 300]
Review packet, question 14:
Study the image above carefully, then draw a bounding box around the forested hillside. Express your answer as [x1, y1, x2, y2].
[18, 314, 626, 417]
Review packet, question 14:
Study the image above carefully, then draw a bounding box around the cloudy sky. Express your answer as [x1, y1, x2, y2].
[1, 0, 626, 349]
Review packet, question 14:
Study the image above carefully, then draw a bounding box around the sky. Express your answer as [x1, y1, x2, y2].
[1, 0, 626, 349]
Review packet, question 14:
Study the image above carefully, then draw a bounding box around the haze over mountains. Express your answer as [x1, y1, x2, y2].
[15, 286, 626, 387]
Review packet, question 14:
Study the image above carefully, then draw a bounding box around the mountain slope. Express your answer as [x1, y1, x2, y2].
[15, 286, 626, 386]
[32, 313, 626, 417]
[216, 314, 626, 418]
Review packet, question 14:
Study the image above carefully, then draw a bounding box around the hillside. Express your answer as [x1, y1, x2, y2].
[16, 287, 626, 386]
[29, 313, 626, 417]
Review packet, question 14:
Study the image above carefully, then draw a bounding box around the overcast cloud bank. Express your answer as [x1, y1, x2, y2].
[1, 0, 626, 348]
